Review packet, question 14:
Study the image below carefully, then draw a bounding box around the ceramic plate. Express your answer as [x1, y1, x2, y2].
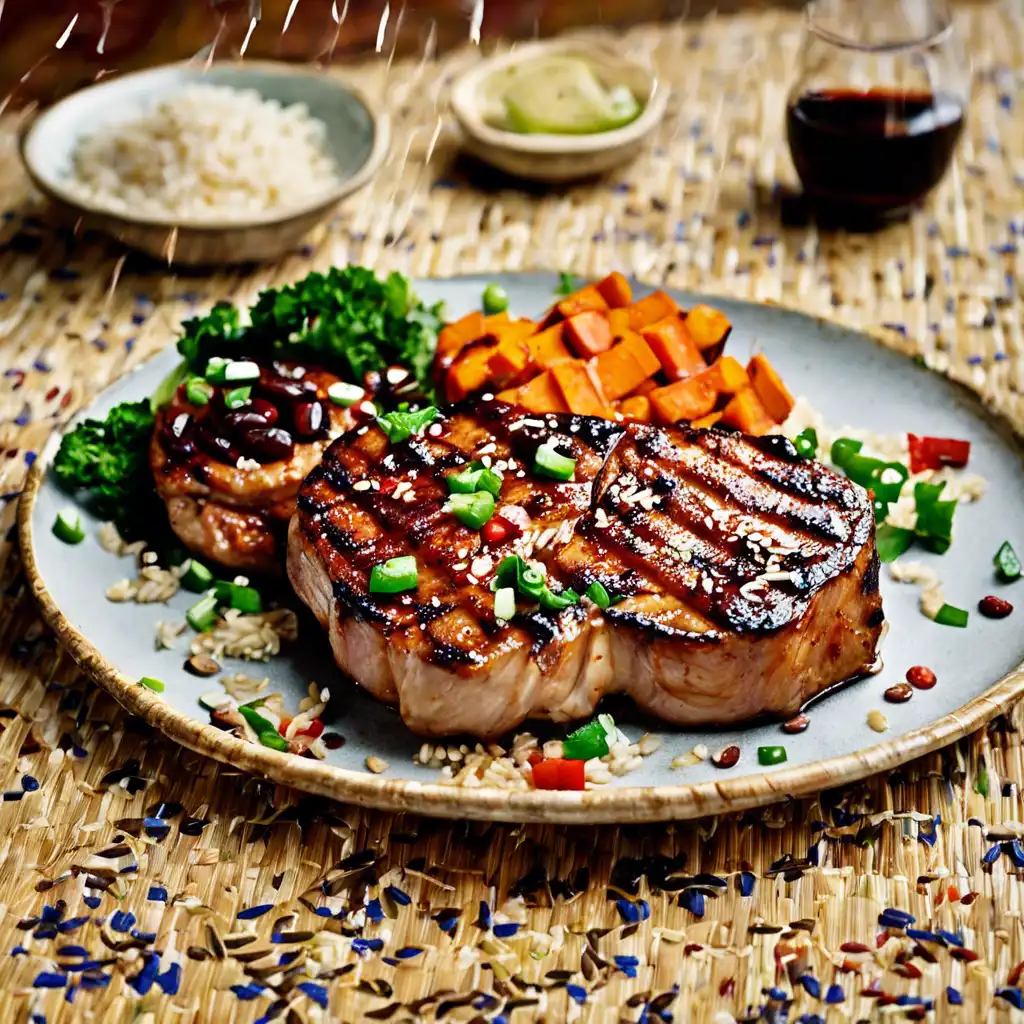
[20, 274, 1024, 823]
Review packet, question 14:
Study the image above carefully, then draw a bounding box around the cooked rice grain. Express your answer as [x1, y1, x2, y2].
[68, 85, 341, 221]
[191, 608, 298, 661]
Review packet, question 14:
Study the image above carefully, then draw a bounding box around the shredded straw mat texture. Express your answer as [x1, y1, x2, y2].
[2, 6, 1024, 1021]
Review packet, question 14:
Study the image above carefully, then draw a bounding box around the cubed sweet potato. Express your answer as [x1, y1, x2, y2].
[691, 410, 723, 430]
[607, 308, 632, 338]
[527, 324, 573, 368]
[556, 286, 609, 320]
[720, 386, 775, 435]
[626, 290, 680, 330]
[516, 370, 569, 413]
[685, 304, 732, 349]
[488, 338, 532, 388]
[594, 333, 661, 400]
[436, 311, 486, 369]
[649, 373, 719, 424]
[628, 378, 659, 397]
[446, 344, 497, 403]
[551, 361, 611, 417]
[747, 353, 795, 423]
[641, 316, 708, 381]
[618, 395, 652, 421]
[705, 355, 750, 395]
[564, 310, 614, 357]
[595, 271, 633, 308]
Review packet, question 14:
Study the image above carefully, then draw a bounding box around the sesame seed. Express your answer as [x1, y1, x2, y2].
[353, 481, 371, 491]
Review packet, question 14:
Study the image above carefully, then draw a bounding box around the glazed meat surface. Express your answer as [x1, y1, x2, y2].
[152, 361, 352, 573]
[288, 398, 883, 737]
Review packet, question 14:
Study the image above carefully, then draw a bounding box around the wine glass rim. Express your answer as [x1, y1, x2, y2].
[804, 5, 955, 53]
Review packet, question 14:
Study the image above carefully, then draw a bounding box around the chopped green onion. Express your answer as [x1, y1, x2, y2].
[494, 586, 516, 622]
[538, 586, 579, 611]
[185, 376, 214, 406]
[447, 462, 503, 498]
[139, 676, 165, 693]
[757, 744, 787, 766]
[223, 386, 252, 410]
[534, 441, 576, 481]
[995, 541, 1021, 582]
[327, 381, 366, 408]
[793, 427, 818, 460]
[445, 491, 496, 529]
[562, 718, 612, 760]
[52, 508, 85, 545]
[494, 555, 546, 598]
[838, 451, 909, 502]
[199, 692, 228, 711]
[584, 580, 611, 609]
[556, 272, 577, 296]
[181, 559, 215, 592]
[376, 406, 439, 444]
[186, 592, 219, 633]
[214, 580, 263, 613]
[876, 524, 914, 563]
[482, 283, 510, 315]
[238, 705, 289, 751]
[224, 360, 260, 383]
[369, 555, 418, 594]
[830, 437, 863, 467]
[150, 360, 190, 412]
[204, 357, 230, 384]
[934, 603, 969, 628]
[913, 480, 956, 554]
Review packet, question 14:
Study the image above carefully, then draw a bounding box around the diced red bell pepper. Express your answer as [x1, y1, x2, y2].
[299, 718, 325, 739]
[379, 476, 400, 495]
[907, 434, 971, 473]
[481, 514, 522, 545]
[531, 758, 586, 791]
[278, 718, 292, 737]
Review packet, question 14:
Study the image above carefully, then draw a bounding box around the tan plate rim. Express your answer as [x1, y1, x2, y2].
[19, 60, 391, 233]
[449, 39, 668, 156]
[17, 299, 1024, 824]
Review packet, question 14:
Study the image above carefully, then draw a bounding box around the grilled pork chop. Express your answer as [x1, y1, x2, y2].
[288, 399, 883, 737]
[152, 360, 352, 573]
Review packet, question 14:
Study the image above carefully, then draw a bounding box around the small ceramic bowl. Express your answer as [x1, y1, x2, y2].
[20, 61, 389, 266]
[450, 40, 666, 183]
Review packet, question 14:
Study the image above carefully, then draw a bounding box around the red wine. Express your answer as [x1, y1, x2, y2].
[787, 88, 964, 218]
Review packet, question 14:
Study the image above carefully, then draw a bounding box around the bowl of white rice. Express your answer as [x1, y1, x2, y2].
[20, 61, 389, 265]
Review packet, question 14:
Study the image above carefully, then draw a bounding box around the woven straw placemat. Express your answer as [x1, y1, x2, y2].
[1, 6, 1023, 1021]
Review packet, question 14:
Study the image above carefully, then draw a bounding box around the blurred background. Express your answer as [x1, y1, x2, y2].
[3, 0, 810, 108]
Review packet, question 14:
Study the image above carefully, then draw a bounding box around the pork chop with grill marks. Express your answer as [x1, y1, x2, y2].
[288, 398, 884, 738]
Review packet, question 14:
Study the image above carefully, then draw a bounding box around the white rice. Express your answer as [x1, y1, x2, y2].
[191, 608, 298, 661]
[416, 726, 660, 791]
[67, 84, 341, 221]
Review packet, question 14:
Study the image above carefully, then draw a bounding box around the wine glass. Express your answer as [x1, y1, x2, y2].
[786, 0, 969, 223]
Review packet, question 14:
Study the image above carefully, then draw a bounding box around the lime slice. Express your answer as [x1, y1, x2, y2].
[502, 57, 641, 135]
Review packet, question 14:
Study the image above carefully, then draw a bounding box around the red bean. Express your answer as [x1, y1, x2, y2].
[248, 397, 278, 425]
[781, 714, 809, 734]
[256, 376, 307, 404]
[884, 683, 913, 703]
[195, 427, 240, 466]
[979, 595, 1013, 619]
[711, 744, 740, 769]
[293, 400, 326, 438]
[239, 426, 293, 463]
[906, 665, 936, 690]
[224, 409, 276, 433]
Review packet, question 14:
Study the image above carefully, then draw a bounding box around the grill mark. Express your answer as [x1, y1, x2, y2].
[633, 427, 856, 544]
